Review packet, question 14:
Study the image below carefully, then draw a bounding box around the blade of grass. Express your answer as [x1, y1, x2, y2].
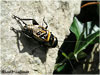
[74, 30, 100, 60]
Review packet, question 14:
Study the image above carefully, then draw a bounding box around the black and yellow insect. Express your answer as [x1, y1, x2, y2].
[11, 15, 58, 47]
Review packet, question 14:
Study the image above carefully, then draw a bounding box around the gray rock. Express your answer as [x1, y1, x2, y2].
[0, 0, 81, 74]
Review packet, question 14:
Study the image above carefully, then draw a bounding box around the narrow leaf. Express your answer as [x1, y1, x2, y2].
[62, 52, 69, 60]
[74, 30, 100, 57]
[56, 63, 66, 72]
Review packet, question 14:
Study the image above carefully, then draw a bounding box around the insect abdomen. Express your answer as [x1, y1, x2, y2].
[44, 33, 58, 47]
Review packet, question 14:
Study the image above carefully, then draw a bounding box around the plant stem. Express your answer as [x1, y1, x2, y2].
[81, 2, 100, 8]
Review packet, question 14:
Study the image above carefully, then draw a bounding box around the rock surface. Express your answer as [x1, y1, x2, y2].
[0, 0, 81, 75]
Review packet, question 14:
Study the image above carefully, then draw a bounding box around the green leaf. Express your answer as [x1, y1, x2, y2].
[83, 22, 100, 38]
[62, 52, 69, 60]
[68, 51, 87, 60]
[74, 30, 100, 59]
[91, 37, 99, 44]
[70, 17, 100, 60]
[54, 63, 63, 70]
[56, 63, 66, 72]
[77, 51, 87, 59]
[74, 29, 85, 59]
[70, 17, 83, 40]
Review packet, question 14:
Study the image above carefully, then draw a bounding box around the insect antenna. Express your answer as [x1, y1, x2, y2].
[43, 17, 48, 29]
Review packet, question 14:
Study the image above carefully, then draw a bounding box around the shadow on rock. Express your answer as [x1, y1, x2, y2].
[11, 28, 48, 63]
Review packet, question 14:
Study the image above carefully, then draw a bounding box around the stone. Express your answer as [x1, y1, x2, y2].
[0, 0, 81, 74]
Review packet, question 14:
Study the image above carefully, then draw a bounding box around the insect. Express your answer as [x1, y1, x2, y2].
[11, 15, 58, 47]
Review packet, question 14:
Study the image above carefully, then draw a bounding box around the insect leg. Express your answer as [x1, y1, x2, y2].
[43, 17, 48, 29]
[12, 15, 27, 29]
[19, 18, 39, 25]
[12, 15, 27, 25]
[10, 27, 22, 33]
[10, 27, 25, 53]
